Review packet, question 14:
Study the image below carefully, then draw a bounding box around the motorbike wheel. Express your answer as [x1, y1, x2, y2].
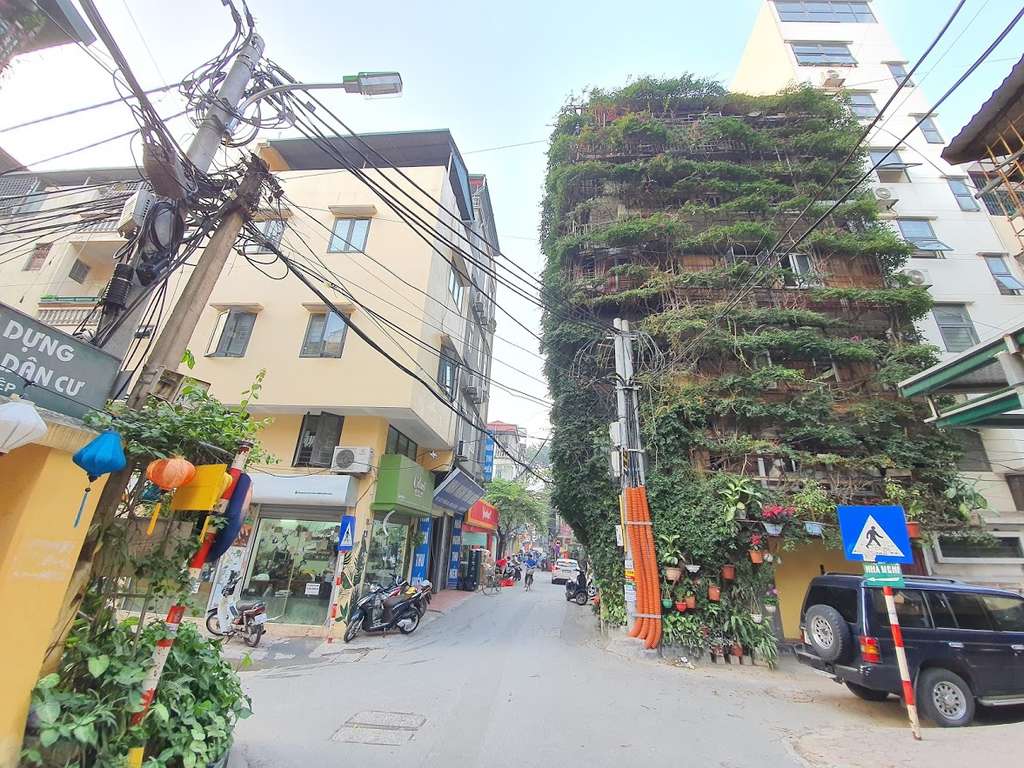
[343, 614, 362, 643]
[574, 591, 588, 606]
[206, 611, 225, 636]
[416, 600, 427, 618]
[243, 624, 263, 648]
[587, 584, 597, 598]
[397, 610, 421, 635]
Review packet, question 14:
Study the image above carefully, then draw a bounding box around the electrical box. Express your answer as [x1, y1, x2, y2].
[117, 188, 157, 236]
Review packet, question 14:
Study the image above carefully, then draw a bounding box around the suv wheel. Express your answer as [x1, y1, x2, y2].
[804, 604, 852, 663]
[919, 668, 975, 727]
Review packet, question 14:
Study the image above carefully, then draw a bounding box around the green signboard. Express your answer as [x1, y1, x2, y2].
[863, 561, 905, 588]
[371, 454, 434, 517]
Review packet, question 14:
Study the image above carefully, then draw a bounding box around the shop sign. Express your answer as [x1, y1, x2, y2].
[447, 514, 463, 589]
[0, 302, 120, 419]
[465, 499, 498, 533]
[482, 435, 495, 481]
[410, 518, 432, 584]
[432, 468, 484, 514]
[371, 454, 434, 517]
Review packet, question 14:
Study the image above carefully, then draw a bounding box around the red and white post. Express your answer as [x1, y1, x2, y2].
[882, 585, 922, 740]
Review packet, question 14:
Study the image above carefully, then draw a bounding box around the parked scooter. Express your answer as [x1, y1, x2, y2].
[343, 577, 431, 643]
[565, 572, 589, 606]
[205, 570, 267, 647]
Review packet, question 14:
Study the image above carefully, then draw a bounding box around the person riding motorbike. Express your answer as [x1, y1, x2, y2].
[523, 553, 538, 590]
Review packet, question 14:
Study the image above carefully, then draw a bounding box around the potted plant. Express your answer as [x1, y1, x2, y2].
[885, 481, 926, 540]
[685, 593, 697, 610]
[803, 520, 824, 536]
[793, 480, 830, 537]
[657, 533, 684, 583]
[762, 504, 794, 536]
[662, 597, 674, 610]
[685, 563, 701, 575]
[721, 563, 736, 580]
[708, 583, 721, 602]
[730, 641, 744, 658]
[764, 587, 778, 616]
[748, 533, 764, 564]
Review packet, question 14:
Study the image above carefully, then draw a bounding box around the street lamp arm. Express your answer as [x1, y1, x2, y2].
[239, 72, 403, 113]
[238, 83, 350, 114]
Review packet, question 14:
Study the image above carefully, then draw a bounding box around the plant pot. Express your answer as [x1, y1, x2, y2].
[721, 564, 736, 580]
[685, 595, 697, 610]
[684, 564, 701, 574]
[763, 522, 784, 536]
[749, 549, 764, 564]
[675, 601, 687, 613]
[804, 521, 824, 536]
[765, 603, 777, 615]
[708, 584, 721, 602]
[763, 552, 774, 563]
[208, 749, 231, 768]
[750, 612, 763, 624]
[662, 598, 673, 609]
[906, 521, 922, 540]
[664, 566, 683, 583]
[731, 643, 744, 657]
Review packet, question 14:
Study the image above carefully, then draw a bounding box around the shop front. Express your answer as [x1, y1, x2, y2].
[458, 499, 499, 588]
[209, 471, 359, 626]
[368, 454, 435, 588]
[429, 469, 485, 589]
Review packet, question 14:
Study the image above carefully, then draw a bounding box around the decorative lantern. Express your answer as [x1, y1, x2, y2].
[0, 395, 47, 455]
[71, 430, 127, 527]
[146, 457, 197, 491]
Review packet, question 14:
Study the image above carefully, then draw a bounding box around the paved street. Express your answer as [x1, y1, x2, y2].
[227, 580, 1023, 768]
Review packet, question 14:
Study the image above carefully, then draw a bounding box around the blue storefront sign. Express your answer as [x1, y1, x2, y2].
[482, 436, 495, 481]
[447, 514, 463, 589]
[432, 468, 484, 515]
[411, 517, 432, 584]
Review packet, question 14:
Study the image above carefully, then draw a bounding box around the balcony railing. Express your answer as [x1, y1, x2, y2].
[37, 306, 99, 328]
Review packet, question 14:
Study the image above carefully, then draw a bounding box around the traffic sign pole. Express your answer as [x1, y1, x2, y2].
[883, 585, 922, 741]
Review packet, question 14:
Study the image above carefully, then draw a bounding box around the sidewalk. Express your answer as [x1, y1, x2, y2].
[427, 587, 478, 614]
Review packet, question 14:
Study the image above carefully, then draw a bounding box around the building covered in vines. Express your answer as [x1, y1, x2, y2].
[541, 76, 985, 655]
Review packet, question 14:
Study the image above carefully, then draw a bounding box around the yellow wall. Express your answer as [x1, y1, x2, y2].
[774, 541, 851, 640]
[731, 2, 794, 95]
[0, 443, 105, 768]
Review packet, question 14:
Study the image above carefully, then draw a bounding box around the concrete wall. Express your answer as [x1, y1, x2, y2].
[775, 541, 852, 640]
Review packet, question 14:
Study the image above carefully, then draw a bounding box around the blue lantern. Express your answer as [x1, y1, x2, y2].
[71, 430, 127, 527]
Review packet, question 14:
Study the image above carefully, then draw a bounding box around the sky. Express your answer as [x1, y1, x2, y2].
[1, 0, 1022, 441]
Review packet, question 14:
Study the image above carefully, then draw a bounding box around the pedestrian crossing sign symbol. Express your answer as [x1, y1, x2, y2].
[837, 505, 913, 564]
[338, 515, 356, 553]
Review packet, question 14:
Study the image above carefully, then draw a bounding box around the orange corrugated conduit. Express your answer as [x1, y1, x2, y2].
[625, 489, 644, 638]
[638, 487, 661, 648]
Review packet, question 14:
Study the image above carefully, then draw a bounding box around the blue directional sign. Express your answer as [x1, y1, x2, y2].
[837, 505, 913, 564]
[482, 436, 495, 482]
[337, 515, 356, 553]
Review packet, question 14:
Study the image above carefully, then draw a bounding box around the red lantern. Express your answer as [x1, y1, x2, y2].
[146, 457, 196, 490]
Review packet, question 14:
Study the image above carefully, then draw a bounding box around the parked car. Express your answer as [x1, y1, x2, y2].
[796, 573, 1024, 727]
[552, 558, 579, 585]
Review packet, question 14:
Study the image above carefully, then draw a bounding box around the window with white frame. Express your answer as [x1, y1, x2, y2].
[947, 178, 980, 211]
[448, 266, 465, 308]
[300, 311, 349, 357]
[897, 218, 950, 256]
[870, 149, 915, 183]
[932, 304, 979, 353]
[437, 344, 459, 400]
[848, 93, 878, 119]
[255, 218, 286, 252]
[935, 533, 1024, 561]
[886, 62, 913, 87]
[983, 255, 1024, 295]
[917, 116, 943, 144]
[328, 218, 370, 252]
[206, 309, 256, 357]
[790, 42, 856, 66]
[774, 1, 875, 23]
[293, 412, 344, 467]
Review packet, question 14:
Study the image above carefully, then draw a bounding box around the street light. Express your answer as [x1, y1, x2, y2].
[237, 71, 403, 113]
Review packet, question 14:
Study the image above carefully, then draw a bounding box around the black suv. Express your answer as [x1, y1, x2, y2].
[796, 573, 1024, 727]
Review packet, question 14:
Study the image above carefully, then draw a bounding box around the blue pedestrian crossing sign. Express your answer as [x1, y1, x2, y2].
[837, 505, 913, 564]
[338, 515, 356, 553]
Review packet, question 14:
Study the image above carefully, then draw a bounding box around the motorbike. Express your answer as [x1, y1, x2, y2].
[343, 577, 431, 643]
[205, 570, 267, 647]
[565, 576, 589, 606]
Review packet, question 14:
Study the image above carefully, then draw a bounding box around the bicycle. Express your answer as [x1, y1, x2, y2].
[524, 570, 534, 591]
[481, 570, 502, 595]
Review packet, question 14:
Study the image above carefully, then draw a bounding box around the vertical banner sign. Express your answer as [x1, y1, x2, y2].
[447, 514, 463, 589]
[836, 505, 920, 741]
[482, 435, 495, 482]
[411, 517, 432, 584]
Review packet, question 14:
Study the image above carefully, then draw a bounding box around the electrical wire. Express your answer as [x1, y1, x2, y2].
[0, 84, 181, 134]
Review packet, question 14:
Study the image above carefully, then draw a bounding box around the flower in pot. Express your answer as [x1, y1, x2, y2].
[708, 583, 721, 602]
[731, 641, 744, 657]
[750, 612, 763, 624]
[721, 563, 736, 580]
[762, 504, 794, 536]
[748, 533, 765, 564]
[803, 520, 824, 536]
[764, 587, 778, 615]
[685, 563, 701, 575]
[657, 533, 684, 583]
[685, 594, 697, 610]
[675, 600, 688, 613]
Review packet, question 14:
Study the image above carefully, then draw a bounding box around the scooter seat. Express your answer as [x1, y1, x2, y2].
[238, 601, 265, 613]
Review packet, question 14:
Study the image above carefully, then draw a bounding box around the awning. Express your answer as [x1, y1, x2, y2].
[249, 471, 359, 507]
[432, 468, 484, 514]
[465, 499, 499, 533]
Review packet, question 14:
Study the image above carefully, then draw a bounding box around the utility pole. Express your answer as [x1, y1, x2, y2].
[93, 32, 265, 360]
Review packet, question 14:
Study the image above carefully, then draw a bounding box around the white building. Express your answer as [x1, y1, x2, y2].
[735, 0, 1024, 588]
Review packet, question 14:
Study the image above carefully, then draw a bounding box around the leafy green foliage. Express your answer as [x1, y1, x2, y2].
[484, 478, 549, 556]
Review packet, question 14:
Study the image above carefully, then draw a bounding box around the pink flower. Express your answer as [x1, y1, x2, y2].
[762, 504, 795, 521]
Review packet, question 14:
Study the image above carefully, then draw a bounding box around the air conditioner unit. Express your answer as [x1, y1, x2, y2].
[471, 299, 487, 317]
[900, 267, 931, 286]
[331, 446, 374, 475]
[821, 70, 846, 90]
[872, 187, 899, 210]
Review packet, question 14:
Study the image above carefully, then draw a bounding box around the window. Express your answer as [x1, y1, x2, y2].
[870, 589, 931, 629]
[897, 219, 951, 255]
[926, 592, 958, 629]
[849, 93, 878, 119]
[386, 425, 418, 461]
[870, 149, 914, 183]
[255, 219, 285, 252]
[932, 305, 979, 352]
[791, 42, 856, 66]
[947, 178, 980, 212]
[1007, 475, 1024, 511]
[956, 430, 990, 471]
[0, 176, 41, 217]
[969, 171, 1016, 215]
[887, 62, 913, 87]
[293, 411, 344, 467]
[943, 592, 993, 630]
[206, 309, 256, 357]
[983, 255, 1024, 295]
[918, 116, 943, 144]
[448, 266, 464, 308]
[24, 243, 50, 271]
[68, 259, 90, 284]
[775, 1, 875, 23]
[328, 218, 370, 252]
[437, 345, 459, 400]
[804, 585, 858, 623]
[300, 311, 348, 358]
[937, 535, 1024, 560]
[981, 595, 1024, 631]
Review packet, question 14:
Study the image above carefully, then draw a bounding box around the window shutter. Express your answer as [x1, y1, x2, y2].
[302, 314, 327, 356]
[225, 312, 255, 356]
[312, 413, 343, 467]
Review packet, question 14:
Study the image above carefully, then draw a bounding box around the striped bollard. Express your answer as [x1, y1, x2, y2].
[882, 585, 922, 740]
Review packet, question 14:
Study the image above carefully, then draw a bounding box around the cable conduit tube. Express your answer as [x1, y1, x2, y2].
[629, 488, 650, 641]
[626, 489, 643, 638]
[639, 486, 661, 648]
[633, 486, 654, 643]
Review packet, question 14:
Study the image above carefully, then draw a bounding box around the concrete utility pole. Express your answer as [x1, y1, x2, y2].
[612, 318, 645, 621]
[94, 33, 265, 360]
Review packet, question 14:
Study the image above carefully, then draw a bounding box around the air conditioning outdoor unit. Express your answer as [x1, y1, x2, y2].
[821, 70, 846, 90]
[872, 187, 899, 210]
[900, 267, 931, 286]
[471, 299, 486, 317]
[331, 446, 374, 475]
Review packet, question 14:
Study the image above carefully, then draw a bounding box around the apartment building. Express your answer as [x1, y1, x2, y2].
[0, 128, 499, 626]
[485, 420, 527, 481]
[734, 0, 1024, 586]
